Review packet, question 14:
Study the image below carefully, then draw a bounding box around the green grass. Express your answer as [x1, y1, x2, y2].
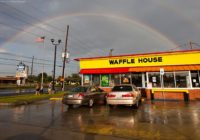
[0, 92, 65, 105]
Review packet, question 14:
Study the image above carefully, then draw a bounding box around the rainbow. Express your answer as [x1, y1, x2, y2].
[1, 12, 178, 50]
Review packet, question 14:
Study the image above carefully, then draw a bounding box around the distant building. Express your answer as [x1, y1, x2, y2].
[0, 76, 16, 84]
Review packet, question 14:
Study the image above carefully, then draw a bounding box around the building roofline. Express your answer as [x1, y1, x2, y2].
[74, 49, 200, 61]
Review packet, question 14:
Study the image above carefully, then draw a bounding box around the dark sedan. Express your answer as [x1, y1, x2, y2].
[62, 86, 106, 108]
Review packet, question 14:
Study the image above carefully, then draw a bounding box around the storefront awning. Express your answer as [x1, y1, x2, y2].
[80, 67, 129, 74]
[80, 65, 200, 74]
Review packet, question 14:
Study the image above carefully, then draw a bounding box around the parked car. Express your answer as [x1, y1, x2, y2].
[106, 84, 141, 108]
[62, 86, 106, 108]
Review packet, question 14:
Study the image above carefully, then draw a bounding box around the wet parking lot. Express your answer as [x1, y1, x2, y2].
[0, 100, 200, 140]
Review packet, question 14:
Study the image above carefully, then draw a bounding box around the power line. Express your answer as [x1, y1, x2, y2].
[5, 3, 65, 33]
[1, 3, 66, 34]
[0, 3, 107, 57]
[0, 53, 64, 67]
[190, 42, 200, 48]
[0, 52, 59, 63]
[166, 41, 200, 52]
[166, 43, 188, 51]
[0, 4, 63, 38]
[0, 62, 16, 66]
[0, 22, 41, 38]
[0, 52, 32, 59]
[70, 27, 106, 52]
[15, 3, 107, 55]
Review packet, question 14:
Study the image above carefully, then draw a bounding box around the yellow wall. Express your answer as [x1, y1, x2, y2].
[80, 51, 200, 69]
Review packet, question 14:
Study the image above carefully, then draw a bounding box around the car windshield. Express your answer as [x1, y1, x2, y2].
[112, 85, 133, 92]
[70, 87, 88, 93]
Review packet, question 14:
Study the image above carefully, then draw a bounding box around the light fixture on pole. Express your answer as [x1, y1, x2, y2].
[51, 38, 61, 93]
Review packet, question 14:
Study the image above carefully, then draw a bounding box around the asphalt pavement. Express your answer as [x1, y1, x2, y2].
[0, 87, 61, 96]
[0, 100, 200, 140]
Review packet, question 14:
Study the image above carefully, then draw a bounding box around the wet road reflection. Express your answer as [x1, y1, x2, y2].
[0, 100, 200, 140]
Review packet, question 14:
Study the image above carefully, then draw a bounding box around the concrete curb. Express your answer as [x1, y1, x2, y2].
[49, 98, 62, 101]
[0, 97, 63, 106]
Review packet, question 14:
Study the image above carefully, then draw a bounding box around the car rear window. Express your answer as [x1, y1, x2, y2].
[71, 87, 88, 92]
[112, 85, 133, 92]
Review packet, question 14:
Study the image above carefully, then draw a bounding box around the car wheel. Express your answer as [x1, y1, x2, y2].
[67, 105, 72, 109]
[103, 99, 107, 105]
[108, 104, 114, 108]
[139, 98, 142, 103]
[89, 99, 94, 107]
[68, 105, 78, 108]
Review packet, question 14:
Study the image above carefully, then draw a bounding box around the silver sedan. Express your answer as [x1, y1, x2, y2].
[106, 84, 141, 108]
[62, 86, 106, 108]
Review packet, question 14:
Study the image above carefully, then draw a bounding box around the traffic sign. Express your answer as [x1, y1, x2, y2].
[160, 68, 165, 75]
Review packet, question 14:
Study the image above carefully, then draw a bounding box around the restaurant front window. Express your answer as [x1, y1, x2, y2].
[148, 72, 161, 88]
[175, 71, 190, 88]
[110, 74, 120, 86]
[131, 73, 142, 87]
[121, 73, 131, 84]
[101, 74, 109, 87]
[163, 72, 175, 88]
[191, 71, 200, 88]
[83, 75, 91, 86]
[92, 74, 100, 86]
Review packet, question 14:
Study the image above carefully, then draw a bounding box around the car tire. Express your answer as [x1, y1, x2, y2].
[89, 99, 94, 107]
[67, 105, 72, 108]
[103, 99, 107, 105]
[108, 104, 114, 108]
[68, 105, 78, 109]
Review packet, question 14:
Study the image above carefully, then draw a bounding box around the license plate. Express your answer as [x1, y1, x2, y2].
[68, 95, 73, 98]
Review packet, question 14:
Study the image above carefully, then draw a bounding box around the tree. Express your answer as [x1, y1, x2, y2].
[27, 75, 37, 83]
[46, 76, 53, 83]
[27, 72, 52, 83]
[65, 73, 81, 85]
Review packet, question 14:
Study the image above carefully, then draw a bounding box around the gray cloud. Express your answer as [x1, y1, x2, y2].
[1, 0, 200, 76]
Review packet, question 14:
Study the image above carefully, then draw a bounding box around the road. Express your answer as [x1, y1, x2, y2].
[0, 88, 36, 96]
[0, 87, 61, 96]
[0, 100, 200, 140]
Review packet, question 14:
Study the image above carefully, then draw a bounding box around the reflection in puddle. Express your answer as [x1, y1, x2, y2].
[0, 100, 200, 140]
[60, 101, 200, 138]
[12, 105, 26, 122]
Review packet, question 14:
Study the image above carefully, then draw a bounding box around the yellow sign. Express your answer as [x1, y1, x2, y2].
[80, 51, 200, 69]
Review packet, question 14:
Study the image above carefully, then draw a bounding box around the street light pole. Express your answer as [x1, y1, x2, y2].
[51, 39, 61, 93]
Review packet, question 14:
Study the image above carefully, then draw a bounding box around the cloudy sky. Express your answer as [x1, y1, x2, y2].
[0, 0, 200, 77]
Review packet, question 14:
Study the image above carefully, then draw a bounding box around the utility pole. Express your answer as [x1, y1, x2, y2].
[62, 25, 69, 91]
[31, 56, 34, 76]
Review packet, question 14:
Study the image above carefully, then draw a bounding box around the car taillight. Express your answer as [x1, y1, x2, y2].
[122, 93, 134, 97]
[78, 93, 85, 97]
[107, 94, 116, 98]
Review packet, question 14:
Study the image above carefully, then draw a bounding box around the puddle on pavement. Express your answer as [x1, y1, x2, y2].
[1, 100, 200, 140]
[60, 101, 200, 140]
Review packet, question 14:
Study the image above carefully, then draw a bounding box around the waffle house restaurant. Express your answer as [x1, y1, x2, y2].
[75, 50, 200, 101]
